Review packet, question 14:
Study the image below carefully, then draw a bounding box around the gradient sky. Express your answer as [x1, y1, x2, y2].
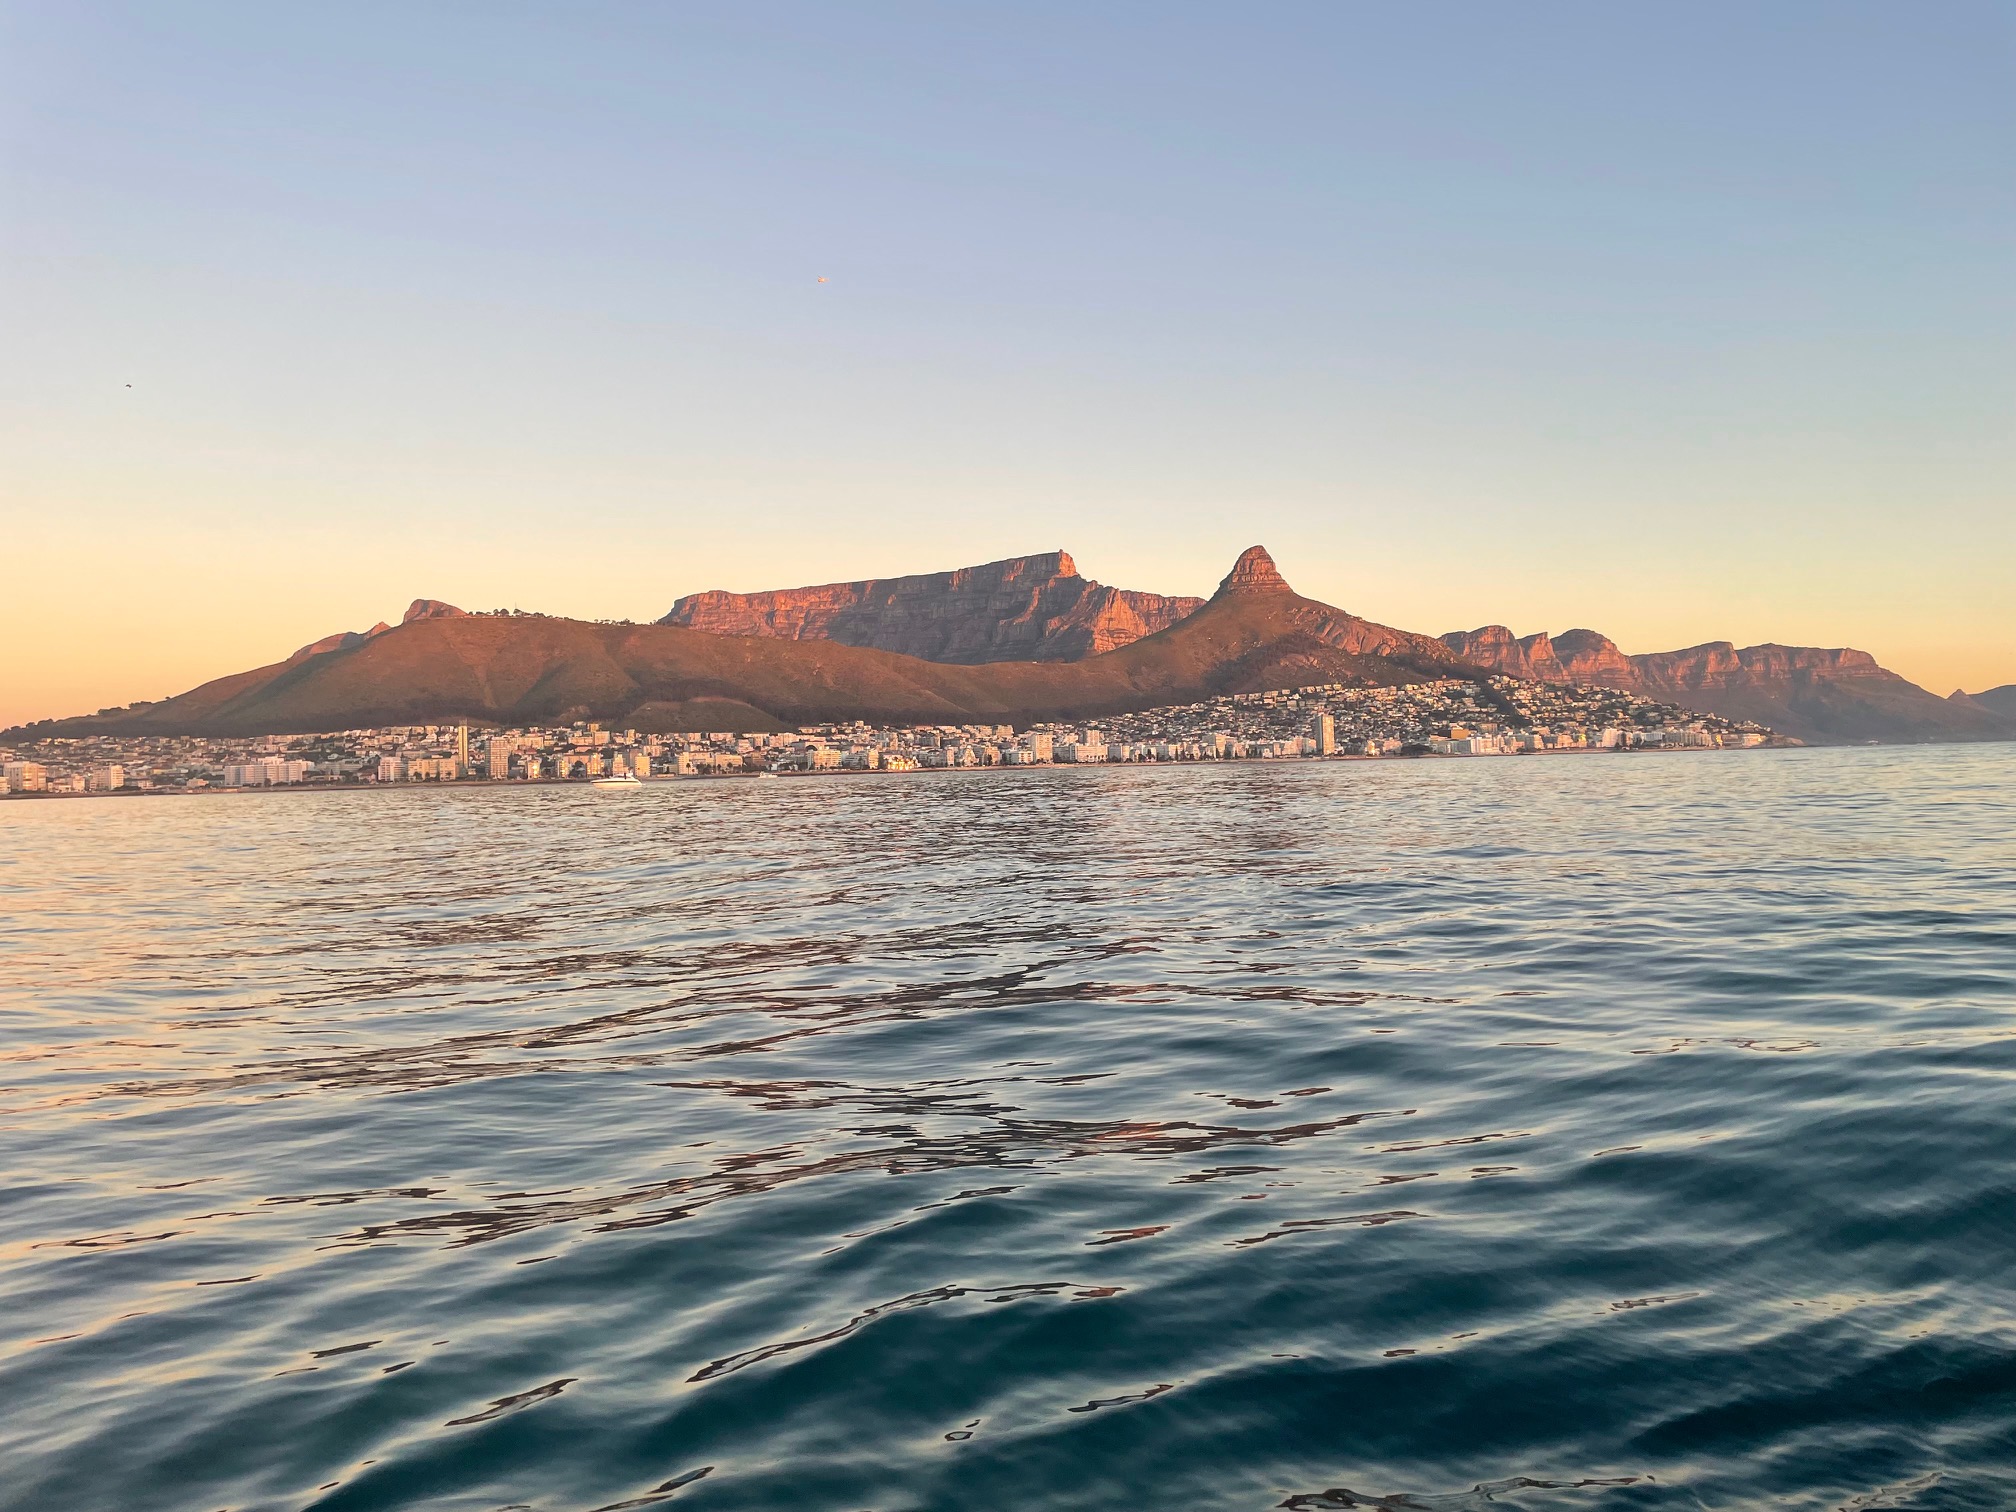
[4, 2, 2012, 727]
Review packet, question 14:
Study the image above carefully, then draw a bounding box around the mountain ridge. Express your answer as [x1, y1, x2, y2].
[661, 550, 1203, 663]
[1440, 624, 2010, 744]
[13, 547, 2009, 746]
[18, 549, 1469, 738]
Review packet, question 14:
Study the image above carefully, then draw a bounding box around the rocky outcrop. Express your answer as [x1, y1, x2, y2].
[1441, 626, 1539, 680]
[1215, 545, 1294, 596]
[1440, 622, 2014, 744]
[288, 621, 392, 666]
[288, 600, 461, 665]
[288, 600, 461, 666]
[1549, 629, 1637, 687]
[661, 551, 1203, 663]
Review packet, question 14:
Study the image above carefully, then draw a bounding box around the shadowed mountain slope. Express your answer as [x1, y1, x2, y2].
[19, 549, 1469, 738]
[1958, 684, 2016, 719]
[662, 550, 1204, 663]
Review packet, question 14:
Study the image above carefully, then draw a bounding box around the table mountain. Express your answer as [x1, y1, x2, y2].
[660, 550, 1203, 663]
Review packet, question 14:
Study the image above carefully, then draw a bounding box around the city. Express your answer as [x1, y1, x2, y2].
[1, 677, 1781, 796]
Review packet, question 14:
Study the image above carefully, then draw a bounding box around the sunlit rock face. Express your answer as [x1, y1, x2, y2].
[1440, 619, 2008, 744]
[1214, 545, 1293, 597]
[661, 551, 1205, 664]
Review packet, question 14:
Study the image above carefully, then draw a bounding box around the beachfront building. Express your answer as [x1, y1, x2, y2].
[4, 761, 49, 792]
[220, 758, 313, 786]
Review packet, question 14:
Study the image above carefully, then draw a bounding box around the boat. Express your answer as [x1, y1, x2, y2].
[591, 772, 645, 790]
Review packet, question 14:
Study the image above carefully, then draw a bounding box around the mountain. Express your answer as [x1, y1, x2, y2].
[660, 550, 1204, 663]
[15, 549, 1469, 738]
[284, 599, 461, 665]
[23, 547, 2005, 744]
[1441, 625, 2013, 744]
[1960, 684, 2016, 719]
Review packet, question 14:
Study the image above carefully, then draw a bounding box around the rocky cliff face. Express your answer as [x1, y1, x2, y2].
[1440, 623, 2011, 744]
[1440, 625, 1539, 679]
[1215, 544, 1293, 596]
[1549, 629, 1638, 686]
[1439, 626, 1637, 686]
[661, 552, 1203, 664]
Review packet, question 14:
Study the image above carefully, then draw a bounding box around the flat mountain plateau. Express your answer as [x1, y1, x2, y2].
[662, 550, 1202, 663]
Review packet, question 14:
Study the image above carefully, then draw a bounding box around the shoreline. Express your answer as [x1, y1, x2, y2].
[0, 740, 1795, 802]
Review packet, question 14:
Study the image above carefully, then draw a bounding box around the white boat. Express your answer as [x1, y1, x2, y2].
[591, 772, 645, 790]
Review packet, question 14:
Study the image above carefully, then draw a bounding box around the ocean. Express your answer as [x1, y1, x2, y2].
[3, 745, 2013, 1511]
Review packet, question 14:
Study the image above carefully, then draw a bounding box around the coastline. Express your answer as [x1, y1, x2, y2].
[0, 740, 1788, 803]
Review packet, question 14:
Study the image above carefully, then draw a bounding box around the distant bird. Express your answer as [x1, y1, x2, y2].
[125, 383, 132, 388]
[816, 276, 827, 283]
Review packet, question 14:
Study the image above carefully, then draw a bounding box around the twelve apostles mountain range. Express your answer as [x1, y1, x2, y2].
[13, 547, 2013, 746]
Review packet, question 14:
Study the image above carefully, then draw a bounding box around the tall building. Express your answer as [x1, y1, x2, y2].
[455, 724, 470, 778]
[1020, 731, 1054, 762]
[487, 741, 512, 780]
[1311, 714, 1336, 755]
[90, 764, 126, 791]
[4, 761, 49, 792]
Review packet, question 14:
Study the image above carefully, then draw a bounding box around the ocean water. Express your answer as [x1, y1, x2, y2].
[3, 746, 2014, 1512]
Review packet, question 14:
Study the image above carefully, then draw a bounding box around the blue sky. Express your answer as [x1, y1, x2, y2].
[3, 2, 2011, 722]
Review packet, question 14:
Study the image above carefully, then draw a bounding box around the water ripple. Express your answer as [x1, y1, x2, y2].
[2, 747, 2013, 1510]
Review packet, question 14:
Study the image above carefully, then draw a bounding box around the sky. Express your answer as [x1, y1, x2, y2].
[3, 2, 2011, 727]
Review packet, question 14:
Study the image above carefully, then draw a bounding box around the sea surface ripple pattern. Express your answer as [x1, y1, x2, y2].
[2, 745, 2014, 1511]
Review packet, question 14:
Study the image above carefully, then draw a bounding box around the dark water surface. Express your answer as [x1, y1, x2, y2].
[4, 747, 2014, 1511]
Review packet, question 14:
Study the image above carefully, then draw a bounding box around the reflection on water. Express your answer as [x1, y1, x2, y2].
[2, 748, 2014, 1511]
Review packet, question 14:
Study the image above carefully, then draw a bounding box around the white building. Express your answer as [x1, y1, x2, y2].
[3, 761, 49, 793]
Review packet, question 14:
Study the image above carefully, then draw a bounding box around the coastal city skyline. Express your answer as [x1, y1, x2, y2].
[1, 675, 1777, 798]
